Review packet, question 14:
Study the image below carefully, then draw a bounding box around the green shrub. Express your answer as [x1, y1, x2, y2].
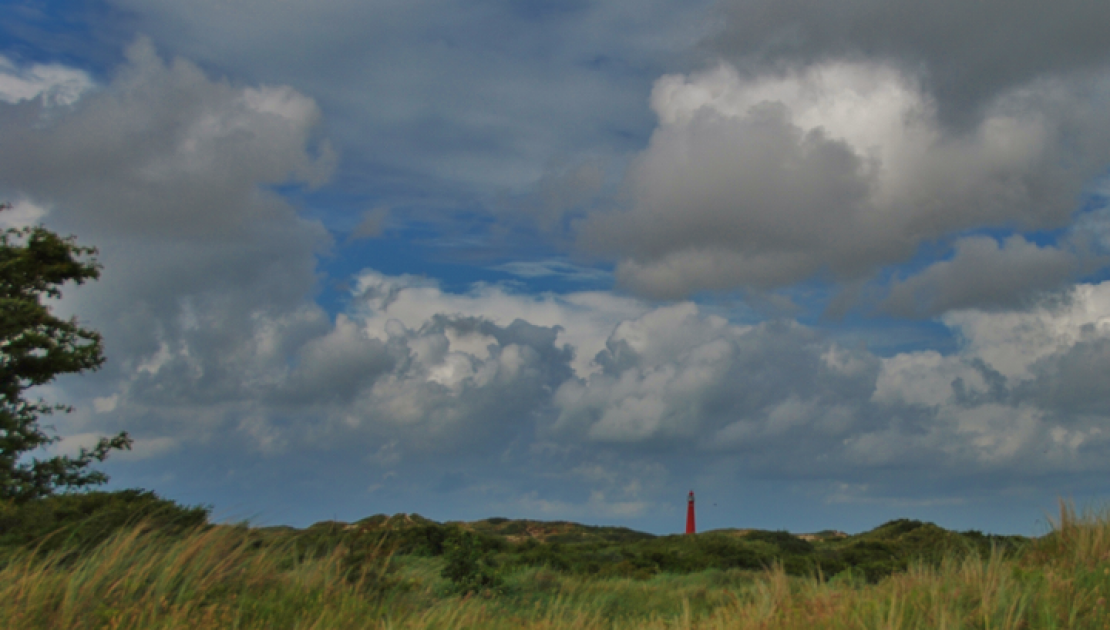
[696, 535, 774, 570]
[834, 541, 906, 582]
[441, 528, 503, 594]
[595, 559, 656, 580]
[340, 536, 399, 595]
[0, 489, 209, 558]
[397, 523, 451, 555]
[743, 530, 815, 555]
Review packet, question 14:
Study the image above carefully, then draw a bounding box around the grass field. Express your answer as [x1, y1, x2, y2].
[1, 498, 1108, 629]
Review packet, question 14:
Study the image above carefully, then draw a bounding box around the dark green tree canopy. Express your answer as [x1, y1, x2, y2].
[1, 203, 131, 503]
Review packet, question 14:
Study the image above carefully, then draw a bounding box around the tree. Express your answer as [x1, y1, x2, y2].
[1, 203, 131, 503]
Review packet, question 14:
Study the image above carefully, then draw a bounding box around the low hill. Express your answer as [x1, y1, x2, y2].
[268, 513, 1029, 583]
[0, 493, 1031, 585]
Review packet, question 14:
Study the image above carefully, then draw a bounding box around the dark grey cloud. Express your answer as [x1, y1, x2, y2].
[0, 39, 334, 447]
[1018, 334, 1110, 418]
[0, 40, 334, 345]
[708, 0, 1110, 127]
[276, 315, 397, 406]
[101, 0, 711, 205]
[349, 207, 389, 241]
[882, 236, 1080, 317]
[502, 159, 607, 235]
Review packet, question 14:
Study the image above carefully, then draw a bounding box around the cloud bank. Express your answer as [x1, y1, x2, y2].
[5, 3, 1110, 531]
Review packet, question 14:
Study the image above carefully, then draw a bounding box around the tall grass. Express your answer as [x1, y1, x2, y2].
[0, 523, 394, 629]
[4, 501, 1110, 629]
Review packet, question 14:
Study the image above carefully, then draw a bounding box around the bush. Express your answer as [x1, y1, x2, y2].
[743, 530, 815, 555]
[396, 524, 450, 556]
[441, 528, 503, 594]
[595, 559, 656, 580]
[0, 489, 209, 559]
[835, 541, 906, 582]
[341, 535, 399, 594]
[696, 535, 774, 570]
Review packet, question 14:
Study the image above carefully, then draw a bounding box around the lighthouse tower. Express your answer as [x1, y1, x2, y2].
[685, 491, 696, 534]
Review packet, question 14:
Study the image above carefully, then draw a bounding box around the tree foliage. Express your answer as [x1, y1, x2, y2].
[0, 203, 131, 503]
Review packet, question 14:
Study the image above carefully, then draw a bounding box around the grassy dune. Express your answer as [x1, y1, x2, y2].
[2, 501, 1109, 629]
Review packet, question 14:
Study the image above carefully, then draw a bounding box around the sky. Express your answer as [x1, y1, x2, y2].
[3, 0, 1110, 537]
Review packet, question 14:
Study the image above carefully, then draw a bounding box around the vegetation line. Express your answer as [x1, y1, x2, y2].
[2, 494, 1110, 628]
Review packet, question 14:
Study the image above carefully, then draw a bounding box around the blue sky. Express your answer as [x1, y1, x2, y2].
[4, 0, 1110, 536]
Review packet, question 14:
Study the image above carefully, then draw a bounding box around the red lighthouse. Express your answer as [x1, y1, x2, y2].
[685, 491, 696, 534]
